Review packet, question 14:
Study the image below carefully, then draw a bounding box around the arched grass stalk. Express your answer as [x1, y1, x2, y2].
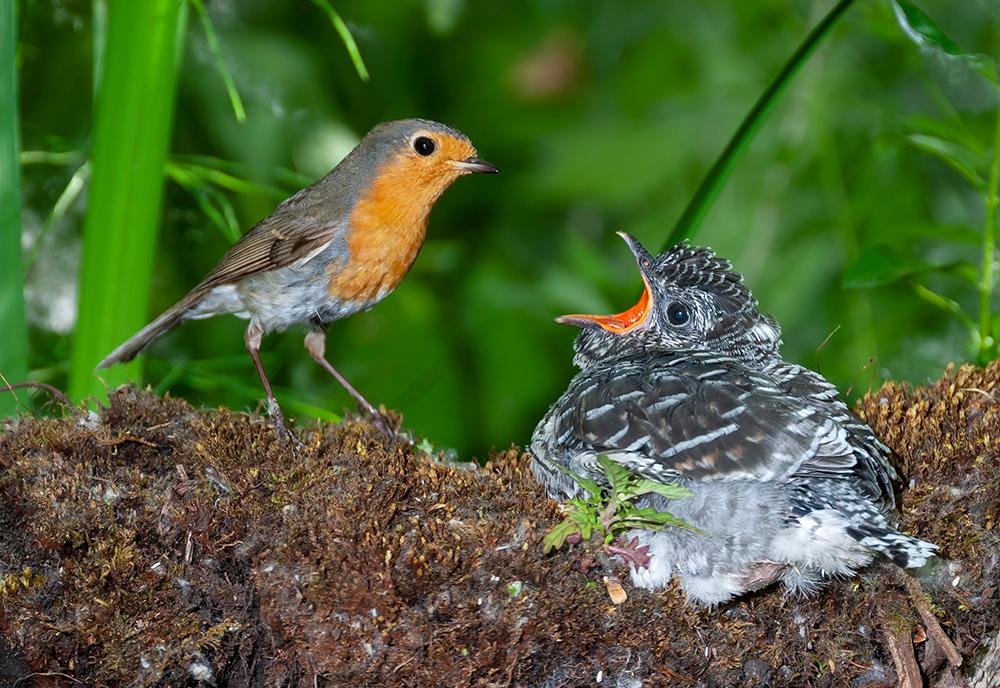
[0, 0, 28, 416]
[663, 0, 856, 250]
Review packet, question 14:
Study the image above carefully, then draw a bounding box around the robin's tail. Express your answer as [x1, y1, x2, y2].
[97, 290, 208, 369]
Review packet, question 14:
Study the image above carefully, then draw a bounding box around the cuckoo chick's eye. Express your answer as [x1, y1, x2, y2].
[414, 136, 436, 156]
[666, 302, 690, 326]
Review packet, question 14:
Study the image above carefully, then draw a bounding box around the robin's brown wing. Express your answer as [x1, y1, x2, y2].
[551, 352, 870, 487]
[197, 188, 342, 290]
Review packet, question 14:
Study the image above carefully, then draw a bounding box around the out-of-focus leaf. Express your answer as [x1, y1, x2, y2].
[898, 114, 985, 156]
[172, 154, 313, 190]
[892, 0, 961, 54]
[176, 161, 288, 200]
[842, 245, 939, 288]
[24, 160, 90, 272]
[891, 0, 998, 112]
[943, 260, 981, 286]
[184, 369, 342, 422]
[425, 0, 464, 35]
[902, 133, 986, 188]
[166, 163, 242, 243]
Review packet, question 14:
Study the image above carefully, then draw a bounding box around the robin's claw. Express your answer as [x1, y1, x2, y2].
[265, 400, 303, 450]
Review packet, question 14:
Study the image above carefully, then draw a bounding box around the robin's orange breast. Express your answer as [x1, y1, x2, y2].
[326, 151, 463, 304]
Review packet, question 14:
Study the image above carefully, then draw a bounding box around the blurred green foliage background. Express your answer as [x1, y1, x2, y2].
[9, 0, 1000, 456]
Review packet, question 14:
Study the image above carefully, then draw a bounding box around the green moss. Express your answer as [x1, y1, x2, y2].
[0, 374, 997, 686]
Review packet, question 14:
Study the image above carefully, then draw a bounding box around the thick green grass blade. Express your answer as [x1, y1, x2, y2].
[69, 0, 187, 401]
[0, 0, 28, 416]
[663, 0, 856, 250]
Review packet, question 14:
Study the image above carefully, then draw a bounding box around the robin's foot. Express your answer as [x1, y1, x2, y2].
[266, 399, 303, 450]
[358, 403, 408, 441]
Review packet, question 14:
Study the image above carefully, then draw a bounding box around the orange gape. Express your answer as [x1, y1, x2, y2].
[330, 137, 477, 303]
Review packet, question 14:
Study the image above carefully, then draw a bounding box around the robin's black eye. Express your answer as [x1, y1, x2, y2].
[414, 136, 436, 156]
[667, 302, 689, 326]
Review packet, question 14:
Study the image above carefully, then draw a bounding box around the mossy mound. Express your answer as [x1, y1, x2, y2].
[1, 364, 998, 687]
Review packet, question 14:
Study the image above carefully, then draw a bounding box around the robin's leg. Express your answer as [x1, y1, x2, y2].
[244, 321, 294, 443]
[303, 328, 386, 427]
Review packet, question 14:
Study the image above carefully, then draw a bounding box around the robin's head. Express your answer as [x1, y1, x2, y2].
[350, 119, 497, 212]
[557, 233, 782, 369]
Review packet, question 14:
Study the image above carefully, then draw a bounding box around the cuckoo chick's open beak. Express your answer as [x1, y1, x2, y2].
[556, 232, 654, 333]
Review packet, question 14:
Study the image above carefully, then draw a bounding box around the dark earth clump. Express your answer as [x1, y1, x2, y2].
[1, 363, 998, 687]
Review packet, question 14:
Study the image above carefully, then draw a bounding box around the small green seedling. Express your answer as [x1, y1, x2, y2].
[543, 456, 697, 559]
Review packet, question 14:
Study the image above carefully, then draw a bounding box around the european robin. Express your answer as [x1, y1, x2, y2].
[531, 233, 935, 605]
[98, 118, 498, 436]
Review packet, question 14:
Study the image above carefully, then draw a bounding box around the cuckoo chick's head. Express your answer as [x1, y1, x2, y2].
[558, 233, 782, 369]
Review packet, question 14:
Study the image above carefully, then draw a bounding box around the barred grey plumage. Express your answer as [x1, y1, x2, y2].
[530, 233, 936, 606]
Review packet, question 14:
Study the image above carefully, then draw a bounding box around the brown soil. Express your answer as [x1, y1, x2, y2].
[1, 363, 998, 687]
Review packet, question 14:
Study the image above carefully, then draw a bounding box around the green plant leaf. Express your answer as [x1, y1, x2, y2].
[571, 508, 596, 542]
[551, 461, 604, 498]
[596, 455, 631, 494]
[902, 133, 986, 188]
[630, 479, 694, 501]
[542, 517, 581, 554]
[617, 507, 699, 532]
[842, 245, 940, 288]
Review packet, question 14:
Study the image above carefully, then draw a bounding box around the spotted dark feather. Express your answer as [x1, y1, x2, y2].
[545, 350, 896, 498]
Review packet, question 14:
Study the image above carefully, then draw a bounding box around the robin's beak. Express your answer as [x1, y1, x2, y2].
[451, 156, 499, 174]
[556, 232, 654, 333]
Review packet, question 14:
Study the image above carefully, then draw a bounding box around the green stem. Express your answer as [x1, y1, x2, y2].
[0, 0, 28, 416]
[308, 0, 370, 82]
[978, 107, 1000, 358]
[912, 282, 977, 336]
[69, 0, 188, 401]
[664, 0, 856, 249]
[189, 0, 247, 123]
